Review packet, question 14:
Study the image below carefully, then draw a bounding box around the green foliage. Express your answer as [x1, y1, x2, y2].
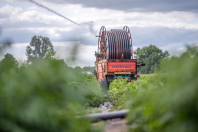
[82, 66, 95, 72]
[0, 59, 102, 132]
[0, 34, 103, 131]
[0, 53, 18, 74]
[78, 73, 104, 107]
[51, 58, 68, 67]
[74, 66, 83, 72]
[26, 36, 56, 64]
[108, 75, 155, 110]
[127, 45, 198, 132]
[74, 66, 95, 74]
[134, 44, 170, 74]
[108, 76, 128, 109]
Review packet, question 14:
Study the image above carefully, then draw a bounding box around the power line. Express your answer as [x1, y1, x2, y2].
[27, 0, 80, 26]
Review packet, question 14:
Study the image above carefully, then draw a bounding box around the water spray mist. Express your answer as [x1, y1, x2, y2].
[27, 0, 97, 35]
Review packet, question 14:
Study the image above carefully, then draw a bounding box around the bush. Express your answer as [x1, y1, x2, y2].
[0, 59, 102, 132]
[78, 73, 104, 107]
[108, 75, 155, 110]
[127, 46, 198, 132]
[108, 76, 128, 109]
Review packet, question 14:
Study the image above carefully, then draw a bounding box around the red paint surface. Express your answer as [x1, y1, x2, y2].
[97, 64, 102, 81]
[98, 73, 102, 81]
[108, 62, 136, 72]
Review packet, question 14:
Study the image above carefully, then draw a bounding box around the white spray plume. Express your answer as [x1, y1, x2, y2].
[26, 0, 97, 35]
[80, 21, 97, 35]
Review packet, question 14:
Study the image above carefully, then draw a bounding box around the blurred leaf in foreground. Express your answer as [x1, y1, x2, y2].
[0, 54, 102, 132]
[127, 45, 198, 132]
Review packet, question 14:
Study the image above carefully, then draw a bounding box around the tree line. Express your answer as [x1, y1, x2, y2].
[134, 44, 170, 74]
[0, 35, 170, 75]
[0, 35, 95, 74]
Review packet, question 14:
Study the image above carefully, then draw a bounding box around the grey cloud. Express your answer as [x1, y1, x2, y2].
[0, 25, 97, 45]
[1, 25, 198, 51]
[44, 0, 198, 12]
[1, 20, 74, 29]
[0, 14, 7, 18]
[131, 27, 198, 47]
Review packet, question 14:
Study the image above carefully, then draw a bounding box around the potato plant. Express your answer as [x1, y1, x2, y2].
[127, 46, 198, 132]
[0, 59, 102, 132]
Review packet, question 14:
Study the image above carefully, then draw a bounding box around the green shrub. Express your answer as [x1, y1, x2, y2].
[0, 59, 102, 132]
[108, 75, 155, 110]
[79, 73, 104, 107]
[108, 76, 128, 107]
[127, 46, 198, 132]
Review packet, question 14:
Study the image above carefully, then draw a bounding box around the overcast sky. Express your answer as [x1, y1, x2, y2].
[0, 0, 198, 67]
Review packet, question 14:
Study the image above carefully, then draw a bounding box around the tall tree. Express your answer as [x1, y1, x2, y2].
[26, 35, 56, 63]
[0, 53, 18, 74]
[134, 44, 170, 74]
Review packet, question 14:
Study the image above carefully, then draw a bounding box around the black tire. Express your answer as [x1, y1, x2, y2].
[100, 78, 108, 92]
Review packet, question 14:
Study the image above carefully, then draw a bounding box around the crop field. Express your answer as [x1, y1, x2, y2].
[1, 0, 198, 131]
[0, 42, 198, 132]
[103, 46, 198, 132]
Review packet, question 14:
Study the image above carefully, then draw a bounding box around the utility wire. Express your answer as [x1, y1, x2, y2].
[27, 0, 80, 26]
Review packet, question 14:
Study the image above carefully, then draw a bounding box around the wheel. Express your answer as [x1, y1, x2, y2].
[100, 78, 108, 92]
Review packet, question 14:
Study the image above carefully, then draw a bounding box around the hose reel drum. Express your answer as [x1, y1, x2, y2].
[97, 26, 133, 60]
